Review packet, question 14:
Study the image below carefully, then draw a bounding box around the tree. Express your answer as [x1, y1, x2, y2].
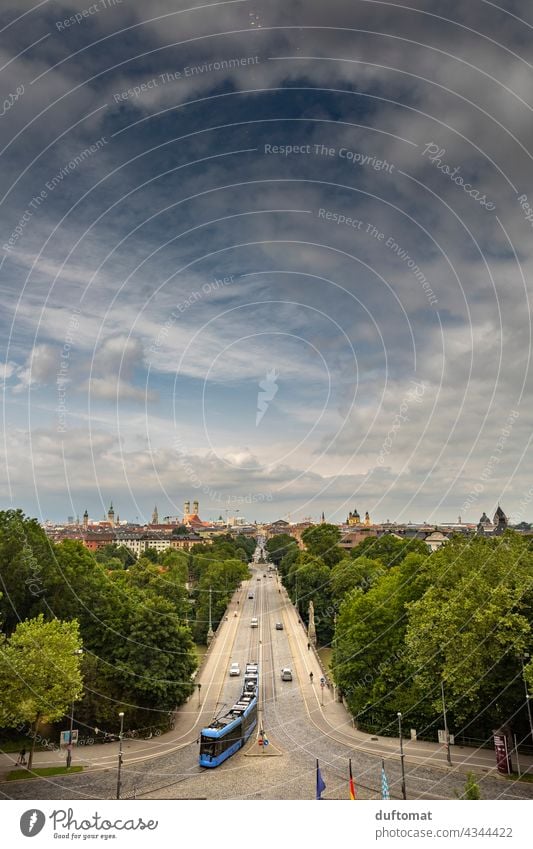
[332, 554, 429, 729]
[94, 543, 136, 567]
[193, 558, 249, 642]
[0, 615, 83, 769]
[234, 534, 256, 561]
[265, 534, 298, 567]
[114, 597, 197, 709]
[330, 556, 385, 601]
[348, 534, 428, 567]
[462, 772, 481, 799]
[0, 510, 57, 633]
[287, 556, 333, 643]
[171, 525, 189, 536]
[405, 534, 533, 726]
[301, 524, 343, 567]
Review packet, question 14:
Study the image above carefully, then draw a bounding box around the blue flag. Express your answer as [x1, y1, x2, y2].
[316, 759, 326, 799]
[381, 760, 390, 800]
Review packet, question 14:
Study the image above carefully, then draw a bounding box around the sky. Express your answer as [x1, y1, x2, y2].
[0, 0, 532, 525]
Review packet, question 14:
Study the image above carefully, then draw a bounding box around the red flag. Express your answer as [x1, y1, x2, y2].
[349, 759, 356, 800]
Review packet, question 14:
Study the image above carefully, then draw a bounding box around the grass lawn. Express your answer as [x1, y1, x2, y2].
[505, 772, 533, 783]
[195, 643, 207, 663]
[7, 766, 83, 781]
[317, 646, 333, 672]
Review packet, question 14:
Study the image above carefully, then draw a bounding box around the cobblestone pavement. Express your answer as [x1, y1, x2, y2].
[2, 569, 533, 801]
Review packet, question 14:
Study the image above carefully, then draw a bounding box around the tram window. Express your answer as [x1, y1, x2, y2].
[219, 725, 242, 754]
[200, 737, 217, 758]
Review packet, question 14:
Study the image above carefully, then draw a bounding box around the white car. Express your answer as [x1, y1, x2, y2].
[229, 662, 241, 676]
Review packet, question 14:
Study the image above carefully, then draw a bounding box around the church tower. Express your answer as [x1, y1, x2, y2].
[108, 502, 115, 527]
[83, 509, 89, 530]
[184, 500, 190, 522]
[151, 505, 159, 525]
[364, 511, 371, 526]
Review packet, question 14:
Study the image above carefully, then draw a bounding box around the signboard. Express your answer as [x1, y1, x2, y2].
[493, 731, 512, 775]
[438, 729, 455, 745]
[60, 730, 78, 748]
[410, 729, 417, 741]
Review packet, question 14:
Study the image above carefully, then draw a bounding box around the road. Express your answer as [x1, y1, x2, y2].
[2, 560, 533, 800]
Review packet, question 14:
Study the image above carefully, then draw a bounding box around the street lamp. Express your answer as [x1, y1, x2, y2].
[441, 680, 452, 766]
[207, 586, 214, 645]
[66, 648, 83, 769]
[397, 712, 407, 800]
[116, 712, 125, 800]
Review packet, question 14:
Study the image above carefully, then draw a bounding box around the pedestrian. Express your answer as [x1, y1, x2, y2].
[17, 747, 27, 765]
[309, 671, 314, 683]
[307, 642, 310, 651]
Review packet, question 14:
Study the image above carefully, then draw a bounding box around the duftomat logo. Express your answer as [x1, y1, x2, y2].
[256, 368, 279, 425]
[20, 809, 46, 837]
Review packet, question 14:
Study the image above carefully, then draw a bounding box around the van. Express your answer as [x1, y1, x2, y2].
[250, 618, 258, 628]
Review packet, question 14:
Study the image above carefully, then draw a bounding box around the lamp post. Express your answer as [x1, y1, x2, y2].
[66, 702, 74, 769]
[66, 648, 83, 769]
[397, 712, 407, 800]
[441, 680, 452, 765]
[116, 712, 124, 800]
[207, 586, 214, 645]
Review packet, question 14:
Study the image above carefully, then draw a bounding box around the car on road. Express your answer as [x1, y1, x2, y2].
[256, 577, 261, 581]
[246, 662, 258, 674]
[229, 662, 240, 676]
[250, 617, 258, 628]
[275, 622, 284, 630]
[281, 667, 293, 681]
[248, 592, 254, 599]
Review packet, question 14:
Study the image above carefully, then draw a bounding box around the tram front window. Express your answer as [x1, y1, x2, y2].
[200, 736, 217, 759]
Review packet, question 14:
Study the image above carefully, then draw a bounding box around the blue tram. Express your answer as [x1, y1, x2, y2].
[199, 664, 258, 768]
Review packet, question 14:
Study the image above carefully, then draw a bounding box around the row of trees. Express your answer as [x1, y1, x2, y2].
[273, 523, 533, 744]
[0, 511, 253, 744]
